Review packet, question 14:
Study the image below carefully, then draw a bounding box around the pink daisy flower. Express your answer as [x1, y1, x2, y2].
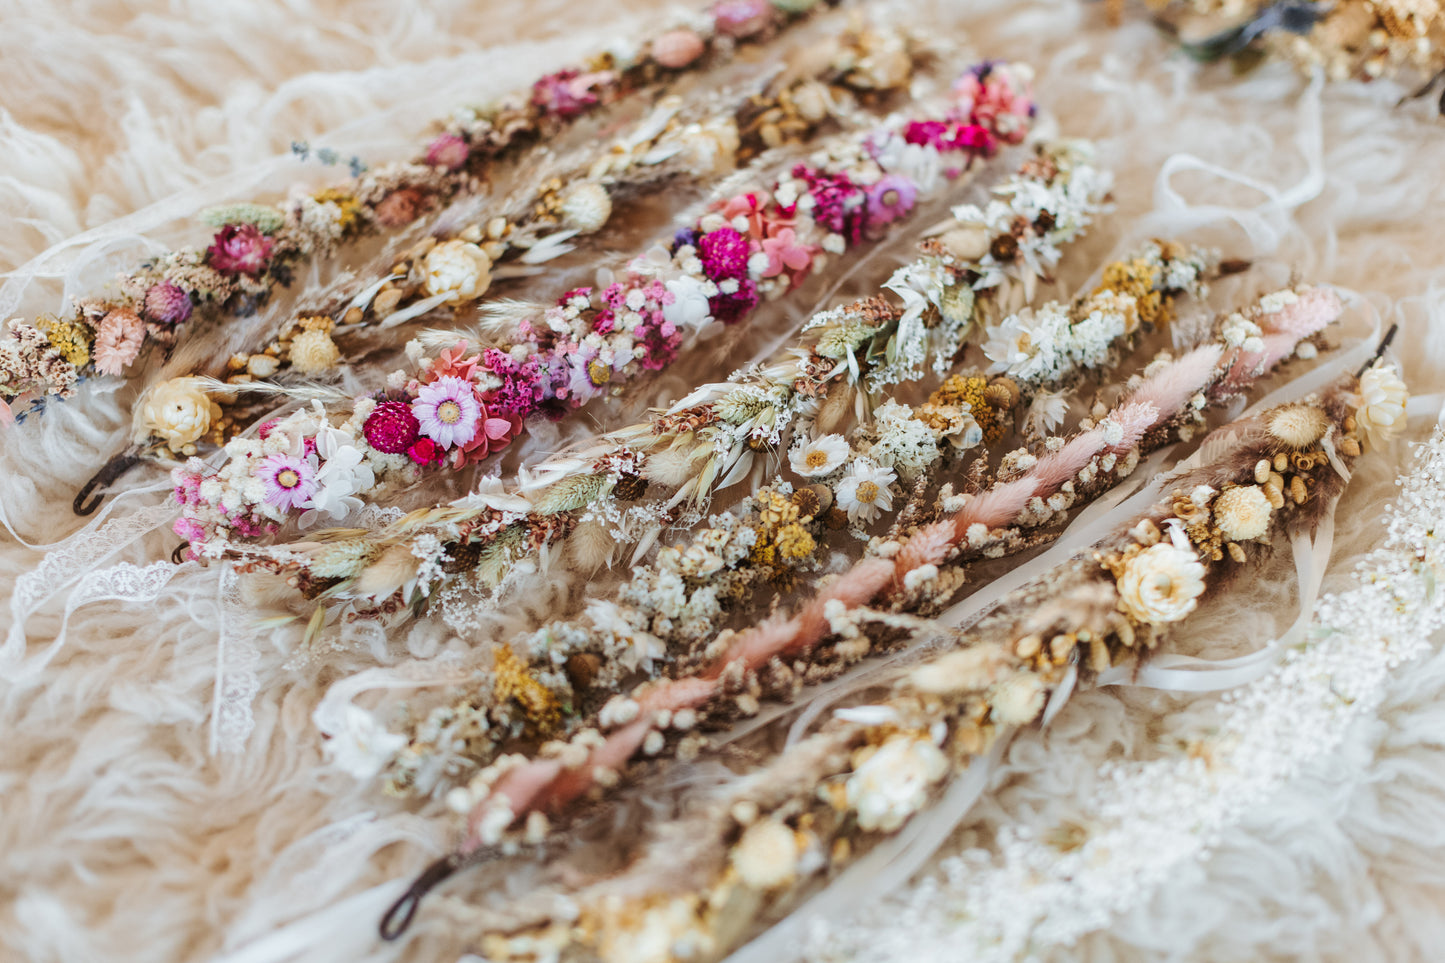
[412, 375, 481, 449]
[256, 453, 317, 511]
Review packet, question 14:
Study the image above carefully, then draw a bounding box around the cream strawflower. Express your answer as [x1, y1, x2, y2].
[135, 376, 221, 453]
[559, 182, 613, 234]
[1355, 362, 1408, 451]
[1116, 541, 1207, 625]
[730, 818, 799, 890]
[834, 458, 896, 525]
[423, 239, 493, 301]
[288, 328, 341, 375]
[846, 733, 948, 832]
[789, 433, 850, 478]
[1213, 485, 1272, 541]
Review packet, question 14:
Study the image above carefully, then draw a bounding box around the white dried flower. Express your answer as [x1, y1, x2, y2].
[846, 734, 948, 832]
[1355, 363, 1408, 451]
[988, 674, 1047, 725]
[730, 818, 798, 890]
[288, 327, 341, 375]
[1115, 542, 1207, 625]
[790, 433, 851, 477]
[559, 182, 613, 233]
[135, 376, 222, 453]
[834, 459, 896, 525]
[423, 239, 493, 301]
[1214, 485, 1272, 541]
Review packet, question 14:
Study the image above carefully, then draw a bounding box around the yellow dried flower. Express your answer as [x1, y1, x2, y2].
[774, 523, 816, 561]
[1096, 255, 1167, 329]
[493, 644, 559, 731]
[929, 373, 1003, 443]
[312, 188, 364, 233]
[38, 315, 92, 369]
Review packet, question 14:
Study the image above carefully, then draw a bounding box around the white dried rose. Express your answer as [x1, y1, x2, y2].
[1355, 363, 1408, 451]
[423, 239, 492, 301]
[135, 376, 221, 453]
[1116, 542, 1207, 625]
[1214, 485, 1272, 541]
[846, 733, 948, 832]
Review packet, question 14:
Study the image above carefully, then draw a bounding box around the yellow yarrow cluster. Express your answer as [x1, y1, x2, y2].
[928, 373, 1003, 443]
[38, 315, 92, 369]
[312, 188, 365, 234]
[493, 644, 560, 732]
[1095, 255, 1169, 329]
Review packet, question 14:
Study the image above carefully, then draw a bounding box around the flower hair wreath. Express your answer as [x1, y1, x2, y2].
[162, 62, 1040, 559]
[186, 134, 1109, 621]
[368, 303, 1397, 951]
[3, 0, 846, 429]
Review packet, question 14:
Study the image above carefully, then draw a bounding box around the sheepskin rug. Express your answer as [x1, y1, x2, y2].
[3, 1, 1445, 961]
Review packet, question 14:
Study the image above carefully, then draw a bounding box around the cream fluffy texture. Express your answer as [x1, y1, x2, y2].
[3, 1, 1445, 962]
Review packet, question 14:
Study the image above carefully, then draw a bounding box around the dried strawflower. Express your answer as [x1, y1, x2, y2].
[143, 281, 193, 325]
[92, 309, 145, 376]
[288, 328, 341, 375]
[846, 733, 948, 832]
[1115, 542, 1206, 625]
[1213, 485, 1272, 541]
[558, 182, 613, 233]
[1355, 363, 1408, 450]
[206, 223, 273, 276]
[652, 28, 706, 69]
[423, 239, 492, 302]
[730, 818, 798, 890]
[136, 377, 221, 453]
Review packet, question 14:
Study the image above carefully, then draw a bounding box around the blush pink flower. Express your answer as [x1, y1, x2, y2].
[712, 0, 774, 37]
[207, 223, 273, 276]
[760, 227, 813, 282]
[531, 69, 615, 118]
[92, 309, 146, 376]
[448, 405, 523, 468]
[424, 342, 483, 384]
[255, 453, 317, 511]
[718, 191, 772, 241]
[865, 174, 917, 231]
[425, 133, 470, 171]
[143, 281, 192, 325]
[412, 376, 481, 448]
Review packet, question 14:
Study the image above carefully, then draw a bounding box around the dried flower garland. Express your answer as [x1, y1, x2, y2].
[189, 136, 1111, 627]
[1120, 0, 1445, 99]
[165, 64, 1040, 563]
[0, 0, 845, 421]
[373, 316, 1387, 955]
[128, 18, 934, 463]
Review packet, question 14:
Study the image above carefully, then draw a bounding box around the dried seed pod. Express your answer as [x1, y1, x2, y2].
[1254, 459, 1272, 484]
[1290, 475, 1309, 504]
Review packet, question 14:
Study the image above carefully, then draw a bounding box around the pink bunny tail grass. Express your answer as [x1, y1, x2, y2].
[1125, 343, 1224, 416]
[1259, 286, 1342, 339]
[540, 717, 654, 814]
[465, 758, 565, 851]
[791, 558, 897, 656]
[950, 477, 1038, 542]
[891, 520, 959, 591]
[1028, 428, 1108, 491]
[1108, 400, 1162, 450]
[712, 615, 804, 677]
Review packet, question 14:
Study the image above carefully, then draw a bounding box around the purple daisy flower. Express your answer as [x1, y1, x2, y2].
[256, 453, 317, 512]
[865, 175, 918, 231]
[412, 375, 481, 449]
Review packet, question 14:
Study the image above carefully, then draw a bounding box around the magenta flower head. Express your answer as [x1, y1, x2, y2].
[207, 223, 274, 276]
[143, 281, 193, 325]
[865, 174, 918, 230]
[708, 278, 759, 325]
[363, 400, 421, 454]
[698, 226, 750, 281]
[425, 133, 469, 171]
[255, 453, 316, 511]
[412, 375, 481, 449]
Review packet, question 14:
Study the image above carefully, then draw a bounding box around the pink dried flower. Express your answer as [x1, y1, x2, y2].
[425, 134, 469, 171]
[143, 281, 192, 325]
[718, 191, 771, 241]
[206, 223, 273, 276]
[708, 278, 759, 325]
[92, 309, 146, 376]
[759, 227, 813, 282]
[448, 405, 523, 468]
[424, 342, 482, 384]
[255, 453, 316, 511]
[374, 188, 428, 228]
[531, 69, 614, 119]
[865, 175, 917, 231]
[407, 437, 445, 466]
[652, 28, 706, 69]
[363, 400, 421, 454]
[698, 227, 750, 280]
[412, 375, 481, 448]
[712, 0, 774, 38]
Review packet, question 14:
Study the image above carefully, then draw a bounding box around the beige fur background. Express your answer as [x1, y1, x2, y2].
[3, 1, 1445, 961]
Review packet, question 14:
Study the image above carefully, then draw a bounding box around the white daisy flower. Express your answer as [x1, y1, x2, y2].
[834, 458, 896, 525]
[789, 434, 851, 478]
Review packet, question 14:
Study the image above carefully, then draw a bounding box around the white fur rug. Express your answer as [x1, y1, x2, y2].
[3, 1, 1445, 961]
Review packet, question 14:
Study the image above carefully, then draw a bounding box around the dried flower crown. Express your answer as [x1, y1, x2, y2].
[0, 0, 846, 423]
